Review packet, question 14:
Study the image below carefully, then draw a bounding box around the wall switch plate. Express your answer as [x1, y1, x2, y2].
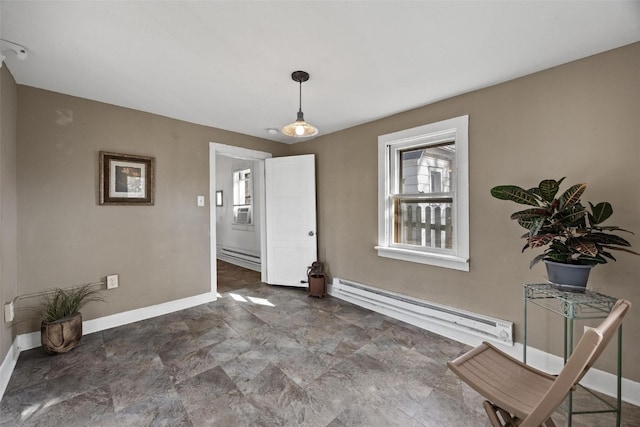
[4, 301, 14, 323]
[197, 195, 205, 207]
[106, 274, 119, 289]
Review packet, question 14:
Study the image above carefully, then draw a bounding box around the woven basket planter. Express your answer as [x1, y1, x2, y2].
[41, 312, 83, 354]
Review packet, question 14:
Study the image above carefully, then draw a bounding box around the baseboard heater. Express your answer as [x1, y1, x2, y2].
[218, 247, 261, 272]
[330, 278, 513, 345]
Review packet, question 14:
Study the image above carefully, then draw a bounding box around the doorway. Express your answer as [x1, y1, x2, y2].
[209, 143, 272, 296]
[215, 154, 261, 271]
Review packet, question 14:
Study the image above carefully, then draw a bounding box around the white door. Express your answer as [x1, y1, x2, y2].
[265, 154, 317, 286]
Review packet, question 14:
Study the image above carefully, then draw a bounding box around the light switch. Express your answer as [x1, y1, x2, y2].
[197, 196, 205, 207]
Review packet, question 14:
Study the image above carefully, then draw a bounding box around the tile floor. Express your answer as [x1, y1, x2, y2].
[1, 261, 638, 426]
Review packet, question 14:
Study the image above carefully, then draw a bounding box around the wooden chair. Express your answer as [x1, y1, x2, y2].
[447, 299, 631, 427]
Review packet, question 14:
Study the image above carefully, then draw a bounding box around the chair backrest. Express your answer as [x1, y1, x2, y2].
[522, 299, 631, 427]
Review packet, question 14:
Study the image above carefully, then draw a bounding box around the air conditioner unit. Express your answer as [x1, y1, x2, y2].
[235, 207, 251, 224]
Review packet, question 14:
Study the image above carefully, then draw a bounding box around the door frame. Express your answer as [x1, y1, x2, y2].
[209, 143, 272, 295]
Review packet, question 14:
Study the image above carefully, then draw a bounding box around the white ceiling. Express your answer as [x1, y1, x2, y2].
[1, 1, 639, 144]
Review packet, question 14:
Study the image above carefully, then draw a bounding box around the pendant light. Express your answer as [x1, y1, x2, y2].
[281, 70, 319, 137]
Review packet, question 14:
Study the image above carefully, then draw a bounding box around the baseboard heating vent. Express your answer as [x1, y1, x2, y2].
[330, 278, 513, 345]
[218, 247, 261, 272]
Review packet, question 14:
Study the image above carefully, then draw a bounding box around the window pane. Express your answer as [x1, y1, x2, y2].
[378, 115, 468, 270]
[232, 168, 253, 224]
[394, 200, 453, 250]
[400, 142, 454, 195]
[233, 168, 252, 206]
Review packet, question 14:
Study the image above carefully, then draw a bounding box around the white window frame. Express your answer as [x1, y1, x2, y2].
[232, 168, 253, 226]
[376, 115, 469, 271]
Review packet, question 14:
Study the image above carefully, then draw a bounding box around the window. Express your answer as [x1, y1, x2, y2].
[233, 168, 252, 225]
[376, 115, 469, 271]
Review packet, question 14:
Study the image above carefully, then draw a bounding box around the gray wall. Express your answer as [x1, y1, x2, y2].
[14, 87, 287, 334]
[0, 66, 18, 364]
[290, 43, 640, 381]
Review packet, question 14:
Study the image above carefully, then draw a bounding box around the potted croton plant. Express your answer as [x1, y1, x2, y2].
[491, 177, 638, 292]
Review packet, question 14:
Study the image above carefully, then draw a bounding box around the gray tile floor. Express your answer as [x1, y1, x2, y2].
[1, 261, 638, 426]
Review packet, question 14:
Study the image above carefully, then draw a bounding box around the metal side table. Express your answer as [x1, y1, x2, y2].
[523, 283, 622, 427]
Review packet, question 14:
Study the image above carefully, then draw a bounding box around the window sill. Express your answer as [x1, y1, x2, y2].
[375, 246, 469, 272]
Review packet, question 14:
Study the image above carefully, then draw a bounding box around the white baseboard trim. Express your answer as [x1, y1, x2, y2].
[0, 337, 20, 401]
[16, 291, 217, 352]
[0, 290, 216, 401]
[217, 254, 261, 273]
[327, 282, 640, 407]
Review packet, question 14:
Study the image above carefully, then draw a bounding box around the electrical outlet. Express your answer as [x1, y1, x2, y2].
[4, 301, 14, 323]
[106, 274, 119, 289]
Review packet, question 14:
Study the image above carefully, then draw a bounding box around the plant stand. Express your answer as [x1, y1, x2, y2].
[523, 284, 622, 426]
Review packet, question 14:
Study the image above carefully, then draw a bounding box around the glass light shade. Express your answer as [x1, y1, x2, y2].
[281, 116, 319, 138]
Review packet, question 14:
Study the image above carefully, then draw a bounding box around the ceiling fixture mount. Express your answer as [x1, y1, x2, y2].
[0, 39, 28, 68]
[281, 70, 319, 138]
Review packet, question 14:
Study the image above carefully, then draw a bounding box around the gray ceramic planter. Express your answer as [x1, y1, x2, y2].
[545, 260, 594, 292]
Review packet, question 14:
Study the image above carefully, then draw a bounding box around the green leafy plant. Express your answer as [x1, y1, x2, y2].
[490, 177, 638, 268]
[41, 284, 105, 322]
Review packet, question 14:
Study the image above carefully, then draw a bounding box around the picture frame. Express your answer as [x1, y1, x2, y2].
[216, 190, 223, 207]
[99, 151, 155, 205]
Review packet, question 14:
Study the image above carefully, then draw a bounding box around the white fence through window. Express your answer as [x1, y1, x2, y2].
[398, 202, 452, 249]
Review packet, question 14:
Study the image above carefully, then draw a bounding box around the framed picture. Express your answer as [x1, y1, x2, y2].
[216, 190, 223, 207]
[99, 151, 155, 205]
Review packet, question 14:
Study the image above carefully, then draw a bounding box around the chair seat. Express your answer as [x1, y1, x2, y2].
[448, 300, 630, 427]
[448, 342, 556, 420]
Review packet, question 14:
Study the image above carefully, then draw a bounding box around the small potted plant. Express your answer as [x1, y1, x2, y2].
[490, 177, 638, 291]
[40, 284, 105, 354]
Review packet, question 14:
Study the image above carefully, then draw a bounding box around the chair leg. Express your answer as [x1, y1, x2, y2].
[543, 418, 557, 427]
[483, 400, 556, 427]
[483, 401, 519, 427]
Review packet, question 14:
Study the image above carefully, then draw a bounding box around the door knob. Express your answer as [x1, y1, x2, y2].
[308, 231, 315, 236]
